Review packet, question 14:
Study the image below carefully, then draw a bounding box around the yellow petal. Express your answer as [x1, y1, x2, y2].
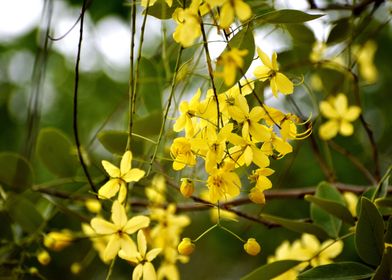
[111, 200, 128, 228]
[257, 47, 273, 69]
[234, 0, 251, 21]
[249, 106, 265, 122]
[132, 264, 143, 280]
[146, 248, 161, 262]
[251, 147, 270, 168]
[320, 101, 338, 119]
[98, 179, 120, 199]
[219, 3, 234, 28]
[319, 120, 339, 140]
[249, 123, 271, 142]
[339, 121, 354, 136]
[334, 93, 348, 116]
[91, 218, 117, 235]
[118, 235, 138, 261]
[102, 160, 120, 178]
[103, 235, 121, 262]
[344, 106, 361, 121]
[142, 262, 157, 280]
[275, 72, 293, 94]
[320, 239, 343, 259]
[120, 151, 132, 175]
[253, 65, 270, 81]
[273, 137, 293, 156]
[123, 216, 150, 234]
[137, 230, 147, 257]
[270, 77, 278, 97]
[243, 146, 253, 166]
[122, 168, 145, 182]
[118, 183, 127, 204]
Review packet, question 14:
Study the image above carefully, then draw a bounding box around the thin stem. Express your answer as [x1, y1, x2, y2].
[193, 224, 218, 242]
[72, 0, 97, 194]
[219, 225, 245, 243]
[105, 257, 116, 280]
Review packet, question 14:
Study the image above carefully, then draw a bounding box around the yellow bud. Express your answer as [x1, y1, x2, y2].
[85, 198, 101, 213]
[37, 250, 51, 266]
[44, 231, 73, 251]
[249, 187, 266, 204]
[71, 262, 82, 274]
[29, 267, 39, 275]
[178, 238, 195, 255]
[244, 238, 261, 256]
[180, 179, 194, 198]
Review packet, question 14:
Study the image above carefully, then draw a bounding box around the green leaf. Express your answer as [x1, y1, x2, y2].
[138, 57, 163, 112]
[372, 247, 392, 280]
[297, 262, 374, 280]
[285, 23, 316, 47]
[356, 187, 377, 215]
[375, 197, 392, 208]
[97, 131, 144, 156]
[255, 9, 324, 24]
[0, 152, 34, 192]
[355, 197, 385, 266]
[309, 182, 351, 238]
[145, 0, 180, 20]
[36, 128, 79, 177]
[260, 214, 329, 240]
[215, 25, 255, 93]
[133, 110, 163, 136]
[5, 193, 44, 234]
[327, 18, 351, 45]
[241, 260, 303, 280]
[384, 216, 392, 244]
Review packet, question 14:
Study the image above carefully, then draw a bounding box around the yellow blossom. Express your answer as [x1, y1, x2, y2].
[173, 89, 202, 137]
[37, 250, 51, 266]
[85, 198, 101, 214]
[343, 192, 358, 217]
[145, 174, 167, 206]
[180, 178, 194, 198]
[206, 0, 251, 28]
[206, 162, 241, 202]
[200, 190, 238, 222]
[355, 40, 378, 84]
[319, 93, 361, 140]
[254, 47, 293, 97]
[178, 238, 195, 255]
[44, 230, 73, 251]
[261, 133, 293, 158]
[248, 187, 266, 204]
[90, 200, 150, 262]
[82, 223, 110, 263]
[98, 150, 145, 203]
[244, 238, 261, 256]
[70, 262, 82, 274]
[215, 48, 248, 86]
[119, 230, 161, 280]
[170, 137, 197, 170]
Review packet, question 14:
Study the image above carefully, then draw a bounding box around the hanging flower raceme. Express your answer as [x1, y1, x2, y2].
[253, 47, 293, 97]
[215, 48, 248, 86]
[98, 150, 145, 203]
[90, 200, 150, 262]
[318, 93, 361, 140]
[119, 230, 161, 280]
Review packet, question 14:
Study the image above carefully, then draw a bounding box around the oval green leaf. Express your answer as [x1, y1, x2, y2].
[0, 152, 34, 193]
[37, 128, 79, 177]
[215, 25, 255, 93]
[241, 260, 303, 280]
[255, 9, 324, 24]
[327, 18, 351, 45]
[260, 214, 329, 240]
[97, 130, 144, 156]
[297, 262, 374, 280]
[372, 247, 392, 280]
[5, 193, 44, 234]
[355, 197, 385, 266]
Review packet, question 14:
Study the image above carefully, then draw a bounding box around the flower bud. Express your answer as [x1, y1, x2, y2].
[44, 231, 73, 251]
[85, 198, 101, 213]
[244, 238, 261, 256]
[37, 250, 51, 266]
[178, 238, 195, 255]
[249, 187, 265, 204]
[180, 179, 194, 198]
[71, 262, 82, 274]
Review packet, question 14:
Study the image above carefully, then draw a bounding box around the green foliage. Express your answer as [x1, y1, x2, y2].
[327, 18, 351, 45]
[355, 197, 385, 266]
[255, 9, 324, 24]
[36, 128, 79, 177]
[297, 262, 374, 280]
[372, 247, 392, 280]
[145, 0, 181, 19]
[241, 260, 302, 280]
[0, 152, 33, 193]
[98, 130, 145, 156]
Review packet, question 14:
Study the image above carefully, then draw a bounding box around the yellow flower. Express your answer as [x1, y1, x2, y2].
[178, 238, 195, 255]
[119, 230, 161, 280]
[37, 250, 51, 266]
[82, 223, 110, 263]
[254, 47, 293, 97]
[261, 133, 293, 158]
[90, 200, 150, 262]
[343, 192, 358, 217]
[173, 89, 202, 137]
[43, 230, 73, 251]
[180, 178, 195, 198]
[172, 0, 202, 48]
[207, 0, 251, 28]
[98, 150, 145, 203]
[85, 198, 101, 213]
[355, 40, 378, 84]
[319, 93, 361, 140]
[170, 137, 197, 170]
[145, 174, 167, 206]
[215, 48, 248, 86]
[248, 187, 266, 204]
[206, 162, 241, 202]
[244, 238, 261, 256]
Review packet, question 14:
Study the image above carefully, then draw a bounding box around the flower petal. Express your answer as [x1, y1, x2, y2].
[146, 248, 161, 262]
[340, 121, 354, 136]
[234, 0, 251, 21]
[120, 150, 132, 175]
[132, 264, 143, 280]
[320, 101, 338, 119]
[103, 235, 121, 262]
[219, 3, 234, 28]
[122, 168, 145, 183]
[124, 216, 150, 234]
[334, 93, 348, 116]
[257, 47, 272, 69]
[137, 230, 147, 257]
[344, 106, 361, 121]
[253, 65, 270, 81]
[142, 262, 157, 280]
[275, 72, 293, 94]
[111, 200, 128, 228]
[91, 218, 117, 235]
[98, 179, 120, 200]
[102, 160, 120, 178]
[319, 120, 339, 140]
